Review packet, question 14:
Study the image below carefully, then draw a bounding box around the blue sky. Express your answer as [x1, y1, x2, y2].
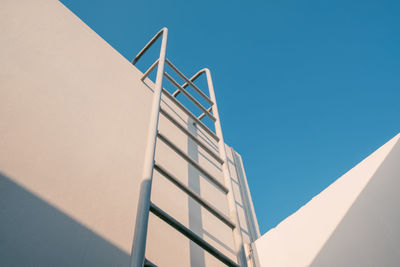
[60, 0, 400, 234]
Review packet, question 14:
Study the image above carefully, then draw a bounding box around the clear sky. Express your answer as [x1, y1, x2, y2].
[60, 0, 399, 234]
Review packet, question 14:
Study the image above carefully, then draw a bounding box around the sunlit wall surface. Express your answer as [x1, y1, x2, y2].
[254, 134, 400, 267]
[0, 0, 259, 266]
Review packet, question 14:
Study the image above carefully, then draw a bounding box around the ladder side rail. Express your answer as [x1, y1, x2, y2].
[203, 69, 248, 267]
[230, 147, 261, 241]
[130, 28, 168, 267]
[131, 28, 246, 266]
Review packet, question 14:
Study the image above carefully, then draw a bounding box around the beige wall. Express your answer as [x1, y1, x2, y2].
[0, 0, 259, 266]
[254, 133, 400, 267]
[0, 0, 154, 265]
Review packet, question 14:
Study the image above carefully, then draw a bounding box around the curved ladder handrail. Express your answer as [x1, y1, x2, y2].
[132, 27, 168, 65]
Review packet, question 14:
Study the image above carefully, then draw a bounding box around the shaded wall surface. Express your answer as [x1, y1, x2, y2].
[0, 173, 130, 266]
[0, 0, 259, 266]
[254, 134, 400, 267]
[0, 0, 153, 265]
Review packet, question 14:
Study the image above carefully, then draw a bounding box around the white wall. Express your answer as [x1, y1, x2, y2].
[0, 0, 259, 266]
[0, 0, 154, 265]
[254, 133, 400, 267]
[310, 136, 400, 267]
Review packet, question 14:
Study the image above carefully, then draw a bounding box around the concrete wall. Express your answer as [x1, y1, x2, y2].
[254, 133, 400, 267]
[0, 0, 259, 266]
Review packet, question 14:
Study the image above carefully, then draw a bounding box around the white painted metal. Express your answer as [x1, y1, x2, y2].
[154, 163, 235, 228]
[130, 27, 168, 267]
[159, 108, 223, 164]
[165, 59, 213, 105]
[162, 88, 219, 141]
[231, 148, 260, 266]
[129, 27, 260, 266]
[203, 69, 248, 267]
[141, 59, 159, 81]
[174, 67, 252, 265]
[163, 72, 216, 121]
[198, 106, 213, 121]
[231, 147, 261, 241]
[1, 2, 260, 264]
[157, 132, 228, 193]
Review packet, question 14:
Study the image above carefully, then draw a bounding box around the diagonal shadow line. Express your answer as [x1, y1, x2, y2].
[307, 138, 400, 266]
[309, 139, 400, 266]
[235, 201, 244, 209]
[239, 227, 250, 237]
[198, 150, 222, 172]
[187, 117, 205, 267]
[202, 229, 236, 255]
[0, 172, 130, 267]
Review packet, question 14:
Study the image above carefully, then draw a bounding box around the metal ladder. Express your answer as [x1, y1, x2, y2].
[130, 28, 246, 267]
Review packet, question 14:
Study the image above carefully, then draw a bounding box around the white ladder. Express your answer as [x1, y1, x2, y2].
[130, 28, 247, 267]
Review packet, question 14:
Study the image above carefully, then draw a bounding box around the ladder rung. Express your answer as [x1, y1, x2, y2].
[164, 72, 216, 122]
[154, 163, 235, 229]
[165, 59, 214, 106]
[149, 202, 239, 267]
[159, 108, 223, 165]
[141, 59, 159, 81]
[162, 88, 219, 142]
[198, 106, 213, 121]
[157, 132, 228, 194]
[144, 259, 157, 267]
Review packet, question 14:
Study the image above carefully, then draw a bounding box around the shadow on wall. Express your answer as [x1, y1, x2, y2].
[310, 140, 400, 267]
[0, 172, 130, 267]
[187, 117, 205, 266]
